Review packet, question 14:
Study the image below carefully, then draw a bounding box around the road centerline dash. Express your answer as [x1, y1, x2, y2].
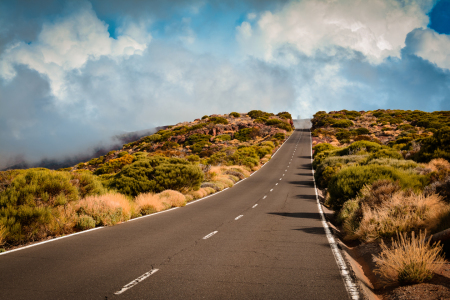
[114, 269, 159, 295]
[235, 215, 243, 220]
[203, 231, 218, 240]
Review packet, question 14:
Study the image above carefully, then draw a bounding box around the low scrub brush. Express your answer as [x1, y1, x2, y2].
[374, 231, 445, 286]
[75, 193, 133, 226]
[135, 190, 186, 215]
[354, 191, 449, 242]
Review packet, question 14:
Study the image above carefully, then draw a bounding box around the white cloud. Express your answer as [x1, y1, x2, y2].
[239, 0, 433, 63]
[247, 12, 257, 20]
[0, 2, 150, 99]
[407, 28, 450, 70]
[236, 21, 253, 42]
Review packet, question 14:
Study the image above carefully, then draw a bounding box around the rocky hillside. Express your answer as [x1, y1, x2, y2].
[312, 109, 450, 162]
[67, 111, 293, 175]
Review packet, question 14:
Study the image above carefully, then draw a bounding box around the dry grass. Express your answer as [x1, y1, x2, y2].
[354, 191, 449, 242]
[426, 158, 450, 173]
[135, 190, 186, 215]
[187, 188, 210, 200]
[374, 231, 445, 286]
[75, 193, 133, 226]
[0, 225, 7, 246]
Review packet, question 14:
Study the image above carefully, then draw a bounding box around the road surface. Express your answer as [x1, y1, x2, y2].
[0, 120, 353, 299]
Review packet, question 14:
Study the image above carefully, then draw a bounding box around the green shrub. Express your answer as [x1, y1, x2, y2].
[260, 141, 275, 149]
[207, 152, 227, 165]
[336, 130, 351, 141]
[186, 155, 200, 162]
[76, 215, 96, 230]
[191, 141, 211, 153]
[248, 110, 273, 119]
[341, 140, 383, 155]
[241, 157, 259, 168]
[153, 164, 204, 192]
[277, 112, 292, 120]
[209, 117, 228, 124]
[312, 143, 337, 158]
[109, 160, 156, 197]
[266, 119, 281, 125]
[274, 132, 285, 140]
[276, 122, 293, 131]
[356, 128, 370, 135]
[229, 112, 240, 117]
[256, 146, 272, 158]
[186, 133, 212, 145]
[0, 169, 80, 244]
[94, 154, 134, 175]
[332, 119, 353, 128]
[328, 165, 428, 210]
[70, 171, 106, 198]
[142, 133, 162, 143]
[414, 126, 450, 162]
[366, 149, 403, 162]
[254, 118, 266, 124]
[314, 155, 368, 189]
[235, 128, 260, 141]
[202, 115, 209, 119]
[215, 134, 231, 141]
[366, 158, 418, 171]
[88, 156, 104, 165]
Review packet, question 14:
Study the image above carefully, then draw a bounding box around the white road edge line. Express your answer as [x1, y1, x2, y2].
[252, 204, 258, 208]
[235, 215, 243, 220]
[309, 131, 360, 300]
[114, 269, 159, 295]
[203, 231, 218, 239]
[186, 188, 229, 205]
[0, 227, 104, 256]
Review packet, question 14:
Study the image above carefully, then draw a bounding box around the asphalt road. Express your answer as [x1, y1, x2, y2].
[0, 120, 352, 299]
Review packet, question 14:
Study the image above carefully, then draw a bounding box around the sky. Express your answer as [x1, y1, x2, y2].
[0, 0, 450, 168]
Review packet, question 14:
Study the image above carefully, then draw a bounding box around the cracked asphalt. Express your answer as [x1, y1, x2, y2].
[0, 120, 350, 299]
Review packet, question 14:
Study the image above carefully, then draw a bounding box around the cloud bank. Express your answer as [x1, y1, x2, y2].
[0, 0, 449, 168]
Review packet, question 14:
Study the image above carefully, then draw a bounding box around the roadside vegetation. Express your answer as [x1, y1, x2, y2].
[312, 109, 450, 288]
[0, 110, 293, 250]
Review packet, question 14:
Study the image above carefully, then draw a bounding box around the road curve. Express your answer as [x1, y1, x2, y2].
[0, 121, 353, 299]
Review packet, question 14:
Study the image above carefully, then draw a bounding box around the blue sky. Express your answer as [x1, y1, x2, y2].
[0, 0, 449, 167]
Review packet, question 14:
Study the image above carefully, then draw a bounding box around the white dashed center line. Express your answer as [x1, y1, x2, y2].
[235, 215, 243, 220]
[263, 195, 267, 199]
[270, 189, 273, 192]
[252, 204, 258, 208]
[203, 231, 218, 240]
[114, 269, 159, 295]
[276, 183, 278, 185]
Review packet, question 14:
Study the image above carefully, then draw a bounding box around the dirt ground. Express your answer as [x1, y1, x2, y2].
[378, 262, 450, 300]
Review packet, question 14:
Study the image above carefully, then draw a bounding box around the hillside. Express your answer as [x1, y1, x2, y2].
[0, 110, 294, 250]
[311, 109, 450, 298]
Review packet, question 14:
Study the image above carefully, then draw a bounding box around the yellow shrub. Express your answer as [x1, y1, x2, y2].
[374, 231, 445, 286]
[75, 193, 133, 226]
[135, 190, 186, 214]
[355, 192, 449, 242]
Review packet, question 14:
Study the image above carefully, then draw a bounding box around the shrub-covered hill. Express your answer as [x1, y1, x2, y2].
[312, 109, 450, 162]
[311, 109, 450, 289]
[67, 111, 293, 174]
[0, 110, 293, 249]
